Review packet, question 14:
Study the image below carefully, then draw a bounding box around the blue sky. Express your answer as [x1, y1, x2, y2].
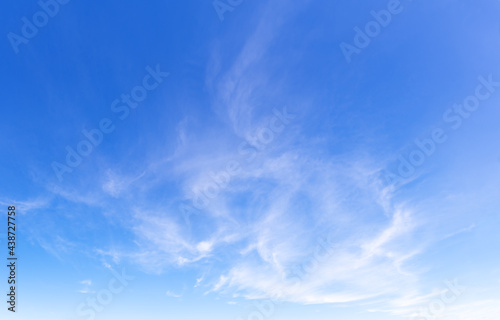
[1, 0, 500, 319]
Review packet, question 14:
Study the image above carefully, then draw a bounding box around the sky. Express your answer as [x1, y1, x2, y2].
[1, 0, 500, 319]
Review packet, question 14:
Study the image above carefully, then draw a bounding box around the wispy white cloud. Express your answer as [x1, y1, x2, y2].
[207, 0, 312, 138]
[18, 1, 497, 318]
[101, 169, 145, 198]
[0, 197, 51, 214]
[166, 290, 183, 298]
[77, 279, 95, 294]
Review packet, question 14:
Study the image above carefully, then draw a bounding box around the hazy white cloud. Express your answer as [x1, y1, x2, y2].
[166, 290, 183, 298]
[0, 197, 51, 214]
[77, 280, 94, 294]
[101, 169, 145, 198]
